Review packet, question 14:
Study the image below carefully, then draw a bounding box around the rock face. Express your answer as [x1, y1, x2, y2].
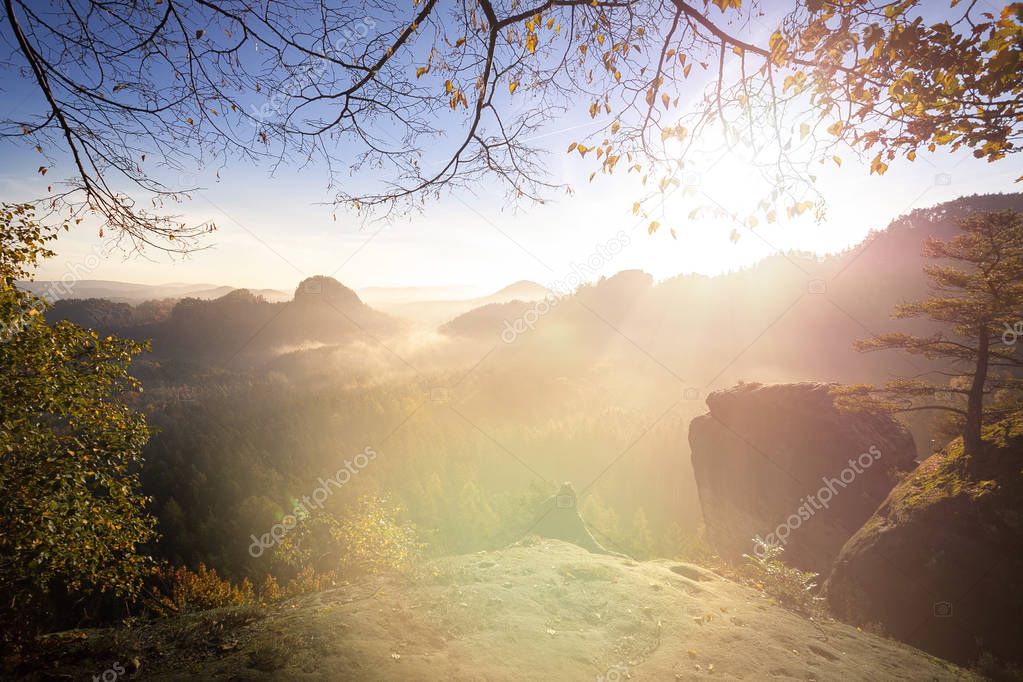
[825, 423, 1023, 666]
[24, 540, 978, 680]
[688, 382, 916, 575]
[525, 482, 624, 557]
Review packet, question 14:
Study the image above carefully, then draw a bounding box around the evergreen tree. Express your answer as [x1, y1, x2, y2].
[839, 210, 1023, 454]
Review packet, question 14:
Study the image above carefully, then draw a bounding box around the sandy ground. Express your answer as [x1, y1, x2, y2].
[26, 540, 976, 681]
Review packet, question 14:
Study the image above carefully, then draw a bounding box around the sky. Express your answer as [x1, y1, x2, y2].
[2, 2, 1020, 297]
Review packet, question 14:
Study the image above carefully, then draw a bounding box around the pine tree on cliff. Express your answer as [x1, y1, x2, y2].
[836, 210, 1023, 456]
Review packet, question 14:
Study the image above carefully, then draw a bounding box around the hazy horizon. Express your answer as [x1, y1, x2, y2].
[21, 183, 1023, 297]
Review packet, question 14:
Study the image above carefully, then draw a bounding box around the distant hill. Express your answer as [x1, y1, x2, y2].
[435, 193, 1023, 454]
[45, 297, 177, 328]
[20, 279, 290, 304]
[44, 276, 403, 368]
[370, 280, 553, 326]
[39, 193, 1023, 405]
[443, 192, 1023, 359]
[440, 300, 537, 338]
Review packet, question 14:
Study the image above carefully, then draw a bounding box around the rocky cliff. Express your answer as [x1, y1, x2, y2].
[825, 417, 1023, 668]
[688, 382, 916, 575]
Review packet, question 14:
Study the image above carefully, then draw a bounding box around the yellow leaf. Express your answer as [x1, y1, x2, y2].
[611, 121, 620, 134]
[445, 80, 454, 93]
[648, 220, 660, 234]
[509, 81, 518, 94]
[632, 201, 640, 215]
[799, 122, 810, 139]
[869, 153, 888, 175]
[826, 120, 843, 136]
[833, 155, 842, 166]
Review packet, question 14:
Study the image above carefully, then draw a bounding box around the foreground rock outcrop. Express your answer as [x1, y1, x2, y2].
[21, 540, 974, 680]
[826, 419, 1023, 667]
[688, 382, 916, 574]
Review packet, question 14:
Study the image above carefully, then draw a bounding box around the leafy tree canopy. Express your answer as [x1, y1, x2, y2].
[2, 1, 1021, 245]
[0, 204, 155, 639]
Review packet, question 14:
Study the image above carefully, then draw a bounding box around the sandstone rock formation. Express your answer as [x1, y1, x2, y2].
[825, 421, 1023, 667]
[688, 382, 916, 575]
[526, 482, 625, 557]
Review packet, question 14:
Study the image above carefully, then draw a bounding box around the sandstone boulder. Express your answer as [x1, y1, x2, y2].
[825, 420, 1023, 666]
[688, 382, 916, 575]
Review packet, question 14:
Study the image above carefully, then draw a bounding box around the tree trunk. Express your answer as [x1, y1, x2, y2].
[964, 328, 990, 455]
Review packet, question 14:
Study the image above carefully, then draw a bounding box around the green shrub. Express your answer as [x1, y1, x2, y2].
[275, 495, 424, 579]
[741, 539, 824, 618]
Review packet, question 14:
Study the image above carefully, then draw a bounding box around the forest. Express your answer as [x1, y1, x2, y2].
[2, 0, 1023, 679]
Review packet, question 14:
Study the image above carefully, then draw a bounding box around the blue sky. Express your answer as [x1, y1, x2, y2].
[1, 2, 1020, 295]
